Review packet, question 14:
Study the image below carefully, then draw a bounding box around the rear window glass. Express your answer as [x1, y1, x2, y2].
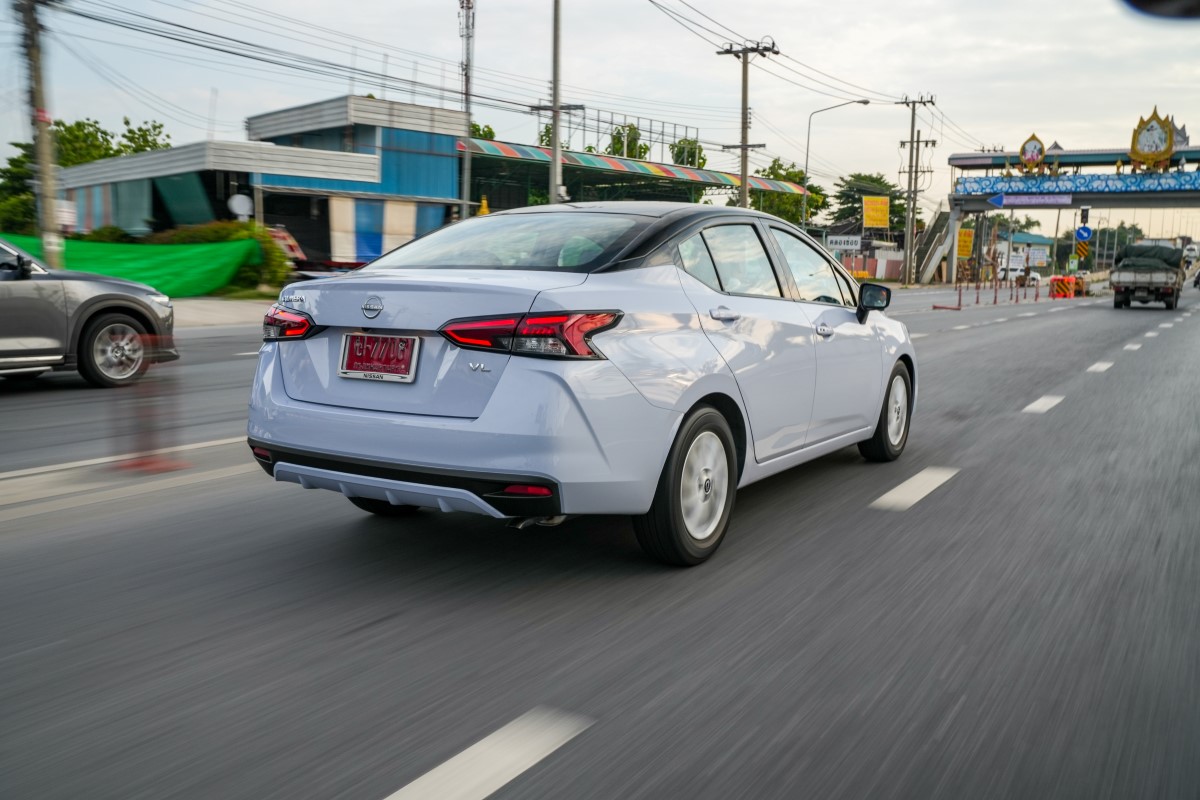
[365, 212, 645, 272]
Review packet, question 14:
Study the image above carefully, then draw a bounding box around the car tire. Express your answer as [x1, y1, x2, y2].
[1113, 295, 1123, 309]
[633, 406, 736, 567]
[858, 361, 912, 463]
[348, 496, 420, 516]
[78, 313, 150, 388]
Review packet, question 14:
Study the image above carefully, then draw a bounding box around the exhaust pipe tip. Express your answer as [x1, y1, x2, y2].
[507, 515, 569, 530]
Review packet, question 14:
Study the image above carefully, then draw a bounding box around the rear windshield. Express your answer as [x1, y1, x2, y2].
[365, 212, 646, 272]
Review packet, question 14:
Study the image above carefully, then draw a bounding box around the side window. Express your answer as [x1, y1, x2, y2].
[833, 267, 858, 306]
[677, 234, 722, 292]
[770, 228, 847, 306]
[701, 225, 781, 298]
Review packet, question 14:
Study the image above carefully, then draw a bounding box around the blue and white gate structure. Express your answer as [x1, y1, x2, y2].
[920, 108, 1200, 283]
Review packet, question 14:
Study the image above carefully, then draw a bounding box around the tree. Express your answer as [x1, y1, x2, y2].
[669, 138, 706, 169]
[605, 124, 649, 160]
[963, 213, 1040, 232]
[470, 121, 495, 140]
[119, 117, 170, 154]
[737, 157, 825, 227]
[537, 123, 568, 151]
[0, 143, 35, 234]
[52, 118, 121, 167]
[830, 172, 909, 231]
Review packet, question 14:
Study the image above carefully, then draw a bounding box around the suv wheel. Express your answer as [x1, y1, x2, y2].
[78, 313, 149, 388]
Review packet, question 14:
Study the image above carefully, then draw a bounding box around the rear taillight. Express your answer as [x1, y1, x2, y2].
[502, 484, 553, 496]
[440, 311, 620, 359]
[263, 304, 315, 341]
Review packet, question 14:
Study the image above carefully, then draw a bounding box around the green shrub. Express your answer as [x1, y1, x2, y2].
[0, 193, 36, 235]
[145, 220, 291, 288]
[83, 225, 134, 243]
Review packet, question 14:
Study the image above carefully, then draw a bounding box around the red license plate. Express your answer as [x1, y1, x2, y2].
[338, 333, 420, 383]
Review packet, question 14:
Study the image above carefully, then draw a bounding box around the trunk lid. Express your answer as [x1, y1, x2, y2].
[276, 270, 587, 418]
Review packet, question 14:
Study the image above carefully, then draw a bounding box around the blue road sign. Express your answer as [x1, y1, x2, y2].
[987, 194, 1004, 209]
[1075, 226, 1093, 242]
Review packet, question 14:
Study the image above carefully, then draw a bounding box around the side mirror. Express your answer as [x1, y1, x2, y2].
[17, 255, 32, 279]
[856, 282, 891, 323]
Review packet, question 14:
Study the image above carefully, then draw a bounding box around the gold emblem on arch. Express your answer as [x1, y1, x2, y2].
[1129, 107, 1174, 170]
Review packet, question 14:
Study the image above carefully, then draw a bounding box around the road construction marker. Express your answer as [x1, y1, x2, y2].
[383, 707, 592, 800]
[1124, 344, 1142, 351]
[1022, 395, 1064, 414]
[869, 467, 960, 512]
[1086, 362, 1113, 373]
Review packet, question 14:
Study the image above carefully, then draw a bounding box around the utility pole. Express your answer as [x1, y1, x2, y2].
[897, 94, 936, 285]
[18, 0, 62, 268]
[718, 38, 778, 208]
[549, 0, 564, 203]
[459, 0, 475, 220]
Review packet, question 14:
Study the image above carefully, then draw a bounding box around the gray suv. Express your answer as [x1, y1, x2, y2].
[0, 239, 179, 387]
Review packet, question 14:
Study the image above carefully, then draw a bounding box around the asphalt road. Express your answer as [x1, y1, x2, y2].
[3, 285, 1200, 799]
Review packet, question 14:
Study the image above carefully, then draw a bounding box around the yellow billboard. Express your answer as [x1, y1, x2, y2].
[862, 196, 890, 229]
[957, 228, 975, 259]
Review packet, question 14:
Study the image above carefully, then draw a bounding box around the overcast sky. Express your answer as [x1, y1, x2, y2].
[3, 0, 1200, 234]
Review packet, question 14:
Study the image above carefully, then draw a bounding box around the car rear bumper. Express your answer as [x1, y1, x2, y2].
[247, 343, 681, 516]
[249, 439, 561, 518]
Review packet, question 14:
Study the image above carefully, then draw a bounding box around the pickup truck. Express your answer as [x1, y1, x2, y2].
[1111, 244, 1185, 310]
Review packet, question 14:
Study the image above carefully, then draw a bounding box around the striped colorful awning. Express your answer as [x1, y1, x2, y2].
[458, 138, 808, 195]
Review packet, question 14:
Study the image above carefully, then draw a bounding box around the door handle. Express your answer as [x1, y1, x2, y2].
[709, 307, 740, 321]
[815, 323, 834, 338]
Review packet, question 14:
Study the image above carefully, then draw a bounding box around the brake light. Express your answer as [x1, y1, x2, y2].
[502, 484, 553, 496]
[263, 305, 315, 340]
[440, 311, 620, 358]
[440, 316, 519, 350]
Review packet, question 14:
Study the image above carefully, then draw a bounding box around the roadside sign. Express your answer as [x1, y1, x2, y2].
[1068, 254, 1080, 271]
[1028, 246, 1050, 267]
[55, 200, 77, 228]
[827, 235, 862, 250]
[1076, 241, 1090, 259]
[862, 196, 890, 228]
[956, 228, 975, 258]
[1075, 226, 1093, 242]
[1008, 251, 1027, 269]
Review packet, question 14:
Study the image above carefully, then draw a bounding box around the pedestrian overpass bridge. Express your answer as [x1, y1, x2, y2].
[918, 110, 1200, 282]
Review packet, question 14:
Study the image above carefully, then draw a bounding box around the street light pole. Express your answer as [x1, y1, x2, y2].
[801, 99, 869, 230]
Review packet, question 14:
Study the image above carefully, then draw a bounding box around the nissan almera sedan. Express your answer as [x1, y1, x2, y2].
[248, 202, 916, 565]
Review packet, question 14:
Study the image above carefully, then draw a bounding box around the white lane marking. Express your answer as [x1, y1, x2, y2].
[0, 437, 246, 482]
[910, 333, 928, 339]
[1174, 317, 1184, 323]
[1049, 307, 1066, 312]
[1087, 361, 1114, 373]
[1124, 344, 1142, 351]
[0, 639, 68, 664]
[1017, 312, 1037, 318]
[951, 325, 970, 331]
[1159, 323, 1174, 328]
[1022, 395, 1065, 414]
[1145, 331, 1159, 338]
[994, 317, 1009, 323]
[0, 465, 258, 525]
[383, 708, 592, 800]
[869, 467, 960, 512]
[234, 351, 261, 356]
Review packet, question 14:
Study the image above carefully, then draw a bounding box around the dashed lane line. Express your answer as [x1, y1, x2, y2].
[869, 467, 960, 512]
[0, 437, 246, 481]
[1086, 361, 1114, 373]
[1145, 331, 1159, 338]
[382, 708, 593, 800]
[1124, 344, 1142, 351]
[234, 351, 261, 356]
[1159, 323, 1174, 328]
[910, 333, 928, 339]
[1017, 312, 1037, 318]
[1022, 395, 1065, 414]
[952, 325, 970, 331]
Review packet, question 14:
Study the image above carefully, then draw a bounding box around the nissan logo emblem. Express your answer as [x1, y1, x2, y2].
[361, 296, 384, 319]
